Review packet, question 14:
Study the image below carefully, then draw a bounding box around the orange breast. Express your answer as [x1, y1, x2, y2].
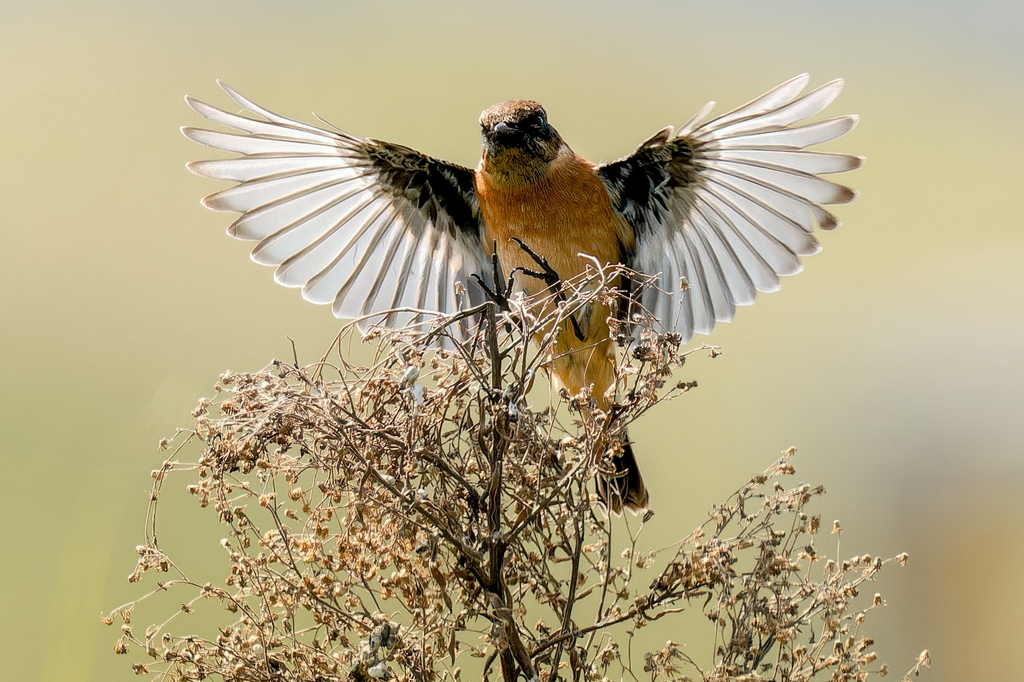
[474, 152, 624, 408]
[476, 153, 621, 292]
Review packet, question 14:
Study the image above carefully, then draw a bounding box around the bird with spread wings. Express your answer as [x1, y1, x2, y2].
[182, 74, 862, 514]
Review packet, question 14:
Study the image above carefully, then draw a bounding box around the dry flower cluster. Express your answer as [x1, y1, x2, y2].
[106, 263, 928, 682]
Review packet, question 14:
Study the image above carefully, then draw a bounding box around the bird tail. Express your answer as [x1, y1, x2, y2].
[595, 432, 649, 515]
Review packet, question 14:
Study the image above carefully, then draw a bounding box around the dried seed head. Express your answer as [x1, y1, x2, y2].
[106, 262, 916, 682]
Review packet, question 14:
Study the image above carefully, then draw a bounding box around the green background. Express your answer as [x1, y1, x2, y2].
[2, 1, 1021, 679]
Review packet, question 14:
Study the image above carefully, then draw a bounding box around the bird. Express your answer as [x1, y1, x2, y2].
[182, 74, 862, 515]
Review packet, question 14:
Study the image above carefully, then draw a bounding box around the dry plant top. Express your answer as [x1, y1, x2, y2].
[106, 264, 928, 682]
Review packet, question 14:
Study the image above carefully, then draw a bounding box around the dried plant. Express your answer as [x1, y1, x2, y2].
[106, 263, 927, 682]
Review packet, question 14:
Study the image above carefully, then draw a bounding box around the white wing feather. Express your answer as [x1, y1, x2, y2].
[182, 83, 489, 341]
[623, 75, 862, 341]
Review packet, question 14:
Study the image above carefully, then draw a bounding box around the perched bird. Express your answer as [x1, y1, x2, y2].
[182, 74, 862, 514]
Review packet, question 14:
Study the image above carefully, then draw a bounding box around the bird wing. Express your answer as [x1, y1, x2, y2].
[182, 82, 490, 339]
[597, 74, 863, 342]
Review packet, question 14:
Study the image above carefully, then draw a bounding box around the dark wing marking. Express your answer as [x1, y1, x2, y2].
[182, 82, 490, 339]
[598, 75, 863, 341]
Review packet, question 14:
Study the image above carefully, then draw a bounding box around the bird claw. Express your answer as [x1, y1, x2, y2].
[473, 243, 519, 312]
[507, 238, 588, 342]
[507, 237, 562, 290]
[474, 239, 587, 342]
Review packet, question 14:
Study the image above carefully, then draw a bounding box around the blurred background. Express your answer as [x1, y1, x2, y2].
[2, 1, 1022, 679]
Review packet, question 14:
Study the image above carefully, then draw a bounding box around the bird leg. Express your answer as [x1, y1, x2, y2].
[469, 242, 527, 343]
[469, 241, 551, 333]
[471, 239, 588, 342]
[471, 243, 518, 311]
[506, 238, 587, 342]
[506, 237, 561, 290]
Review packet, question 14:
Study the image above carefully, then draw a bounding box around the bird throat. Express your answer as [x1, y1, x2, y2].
[480, 146, 553, 188]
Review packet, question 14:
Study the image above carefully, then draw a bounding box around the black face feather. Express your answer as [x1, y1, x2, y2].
[479, 100, 562, 164]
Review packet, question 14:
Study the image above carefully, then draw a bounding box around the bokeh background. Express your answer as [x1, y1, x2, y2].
[3, 1, 1022, 679]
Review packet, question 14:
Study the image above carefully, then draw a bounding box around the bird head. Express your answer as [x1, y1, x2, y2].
[478, 100, 566, 185]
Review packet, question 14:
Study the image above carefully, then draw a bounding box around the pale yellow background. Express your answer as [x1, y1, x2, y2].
[2, 2, 1021, 680]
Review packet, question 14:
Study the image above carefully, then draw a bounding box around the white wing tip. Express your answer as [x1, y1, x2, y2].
[200, 192, 232, 212]
[184, 158, 210, 178]
[180, 125, 201, 142]
[784, 73, 812, 90]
